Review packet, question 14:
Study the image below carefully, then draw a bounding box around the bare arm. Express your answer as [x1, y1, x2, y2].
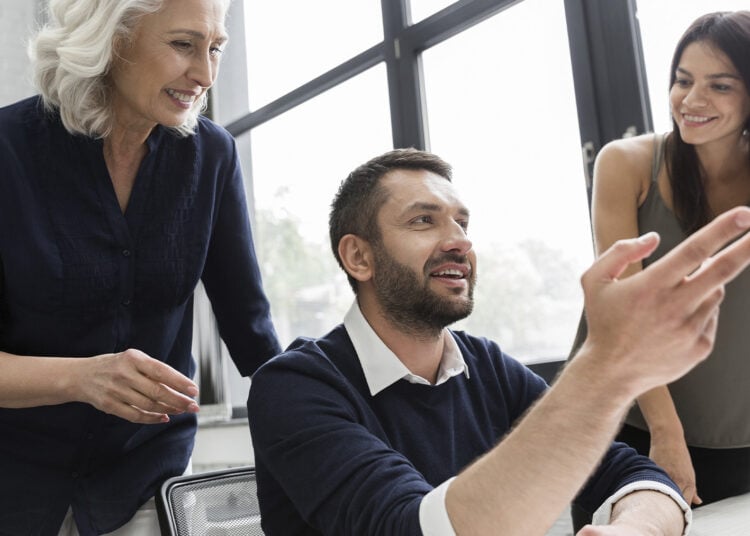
[0, 349, 199, 424]
[591, 136, 698, 504]
[447, 348, 641, 535]
[445, 206, 750, 534]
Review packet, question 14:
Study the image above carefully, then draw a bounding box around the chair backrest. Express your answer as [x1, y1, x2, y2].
[156, 465, 264, 536]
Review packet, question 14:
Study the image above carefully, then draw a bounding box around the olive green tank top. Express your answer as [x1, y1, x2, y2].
[626, 133, 750, 448]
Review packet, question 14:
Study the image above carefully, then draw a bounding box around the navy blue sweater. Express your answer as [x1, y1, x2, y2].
[0, 96, 281, 535]
[248, 325, 678, 535]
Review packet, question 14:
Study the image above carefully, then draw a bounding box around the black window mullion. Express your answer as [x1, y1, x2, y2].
[564, 0, 651, 206]
[225, 44, 385, 138]
[382, 0, 427, 149]
[401, 0, 521, 50]
[382, 0, 523, 150]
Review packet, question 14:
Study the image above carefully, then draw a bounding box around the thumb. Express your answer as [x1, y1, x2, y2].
[590, 232, 661, 282]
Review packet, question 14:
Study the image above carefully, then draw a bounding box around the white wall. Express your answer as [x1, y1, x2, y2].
[193, 420, 254, 473]
[0, 1, 41, 107]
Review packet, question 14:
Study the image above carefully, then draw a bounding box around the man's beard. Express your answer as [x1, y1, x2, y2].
[371, 242, 475, 337]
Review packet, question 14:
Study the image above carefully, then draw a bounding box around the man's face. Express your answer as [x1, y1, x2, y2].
[370, 169, 477, 334]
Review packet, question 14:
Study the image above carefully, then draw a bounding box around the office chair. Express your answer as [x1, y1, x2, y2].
[156, 465, 263, 536]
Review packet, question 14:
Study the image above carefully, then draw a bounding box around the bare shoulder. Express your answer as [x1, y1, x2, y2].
[596, 133, 658, 174]
[594, 133, 661, 197]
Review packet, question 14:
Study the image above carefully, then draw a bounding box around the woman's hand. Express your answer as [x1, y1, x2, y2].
[74, 348, 200, 424]
[650, 433, 702, 506]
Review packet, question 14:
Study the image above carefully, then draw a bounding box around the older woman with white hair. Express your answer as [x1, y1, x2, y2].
[0, 0, 280, 534]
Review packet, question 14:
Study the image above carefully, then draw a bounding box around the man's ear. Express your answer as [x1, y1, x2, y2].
[338, 234, 374, 283]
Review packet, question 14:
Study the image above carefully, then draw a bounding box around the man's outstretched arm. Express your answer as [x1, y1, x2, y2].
[445, 206, 750, 535]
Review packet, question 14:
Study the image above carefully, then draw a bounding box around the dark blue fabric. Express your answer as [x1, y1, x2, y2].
[0, 96, 281, 535]
[248, 325, 680, 535]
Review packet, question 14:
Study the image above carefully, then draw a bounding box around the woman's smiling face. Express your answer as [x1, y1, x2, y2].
[670, 40, 750, 147]
[108, 0, 228, 133]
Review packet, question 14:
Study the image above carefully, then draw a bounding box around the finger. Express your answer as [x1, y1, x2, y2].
[122, 384, 198, 415]
[648, 206, 750, 285]
[682, 226, 750, 299]
[152, 392, 198, 414]
[151, 384, 200, 414]
[95, 381, 181, 419]
[682, 484, 699, 505]
[134, 354, 199, 398]
[122, 350, 199, 411]
[585, 232, 660, 283]
[130, 379, 200, 414]
[687, 288, 723, 333]
[107, 400, 170, 424]
[117, 349, 198, 414]
[685, 303, 721, 361]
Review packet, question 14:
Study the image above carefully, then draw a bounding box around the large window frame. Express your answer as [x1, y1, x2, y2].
[0, 0, 686, 416]
[564, 0, 651, 202]
[209, 0, 651, 415]
[222, 0, 650, 158]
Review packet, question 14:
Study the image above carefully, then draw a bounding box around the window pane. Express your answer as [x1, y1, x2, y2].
[243, 65, 392, 348]
[422, 0, 592, 363]
[244, 1, 383, 110]
[409, 0, 456, 23]
[637, 0, 749, 134]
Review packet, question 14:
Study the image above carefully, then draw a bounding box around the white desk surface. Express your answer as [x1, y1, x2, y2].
[690, 492, 750, 535]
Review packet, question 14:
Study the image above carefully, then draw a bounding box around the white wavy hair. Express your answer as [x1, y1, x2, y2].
[29, 0, 230, 138]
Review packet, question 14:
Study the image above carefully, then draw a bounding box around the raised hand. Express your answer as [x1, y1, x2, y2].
[580, 206, 750, 396]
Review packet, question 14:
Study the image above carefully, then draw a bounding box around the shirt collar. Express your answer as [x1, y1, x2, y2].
[343, 300, 470, 396]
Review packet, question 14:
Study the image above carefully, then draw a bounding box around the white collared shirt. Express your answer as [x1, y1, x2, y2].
[342, 300, 691, 535]
[343, 300, 469, 397]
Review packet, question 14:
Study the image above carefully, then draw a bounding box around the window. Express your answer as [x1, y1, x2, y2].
[244, 65, 392, 347]
[244, 1, 383, 110]
[211, 0, 750, 409]
[6, 0, 733, 411]
[237, 0, 591, 363]
[422, 0, 591, 362]
[410, 0, 456, 23]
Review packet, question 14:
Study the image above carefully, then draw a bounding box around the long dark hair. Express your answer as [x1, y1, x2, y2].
[666, 10, 750, 234]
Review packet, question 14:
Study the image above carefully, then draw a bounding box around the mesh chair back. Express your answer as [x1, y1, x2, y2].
[157, 466, 264, 536]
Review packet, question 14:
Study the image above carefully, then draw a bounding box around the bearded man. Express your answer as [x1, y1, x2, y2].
[248, 148, 750, 536]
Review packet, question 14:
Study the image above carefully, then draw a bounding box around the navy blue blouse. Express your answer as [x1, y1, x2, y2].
[0, 96, 281, 535]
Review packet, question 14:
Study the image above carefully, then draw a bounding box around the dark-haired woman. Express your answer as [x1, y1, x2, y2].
[589, 9, 750, 514]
